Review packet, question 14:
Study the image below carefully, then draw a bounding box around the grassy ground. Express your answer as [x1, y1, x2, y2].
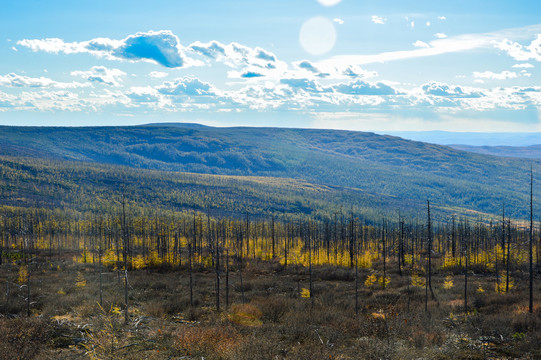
[1, 254, 540, 359]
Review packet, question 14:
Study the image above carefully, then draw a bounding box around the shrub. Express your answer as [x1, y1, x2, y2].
[174, 325, 245, 360]
[0, 317, 51, 360]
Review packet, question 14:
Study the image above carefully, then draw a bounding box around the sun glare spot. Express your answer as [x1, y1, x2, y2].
[317, 0, 342, 6]
[299, 16, 337, 56]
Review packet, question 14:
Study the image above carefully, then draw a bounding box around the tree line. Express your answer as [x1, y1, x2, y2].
[1, 200, 539, 318]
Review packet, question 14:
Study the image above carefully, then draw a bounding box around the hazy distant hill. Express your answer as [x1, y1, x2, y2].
[0, 124, 539, 218]
[449, 144, 541, 159]
[384, 131, 541, 147]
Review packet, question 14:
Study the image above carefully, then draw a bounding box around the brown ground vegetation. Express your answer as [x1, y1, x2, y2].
[0, 255, 540, 359]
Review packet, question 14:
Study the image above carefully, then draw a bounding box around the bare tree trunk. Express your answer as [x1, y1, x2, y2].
[308, 230, 314, 309]
[382, 221, 387, 290]
[225, 246, 229, 310]
[271, 215, 275, 259]
[188, 240, 193, 307]
[464, 221, 469, 313]
[26, 253, 31, 317]
[506, 220, 511, 293]
[215, 222, 220, 312]
[530, 166, 534, 313]
[355, 222, 359, 315]
[122, 190, 129, 324]
[99, 220, 103, 307]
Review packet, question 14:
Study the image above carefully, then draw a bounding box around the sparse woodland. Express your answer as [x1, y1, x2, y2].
[1, 202, 540, 359]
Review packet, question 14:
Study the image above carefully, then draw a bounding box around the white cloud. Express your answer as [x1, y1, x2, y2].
[292, 60, 377, 80]
[333, 80, 400, 95]
[437, 16, 447, 20]
[421, 81, 484, 98]
[333, 18, 344, 25]
[71, 66, 126, 86]
[158, 77, 220, 97]
[148, 71, 169, 78]
[317, 24, 541, 68]
[189, 40, 288, 79]
[17, 30, 195, 68]
[280, 78, 327, 93]
[412, 40, 430, 48]
[127, 86, 171, 109]
[473, 70, 518, 80]
[0, 91, 17, 109]
[426, 21, 431, 27]
[0, 73, 89, 88]
[512, 63, 534, 68]
[493, 34, 541, 61]
[434, 33, 448, 39]
[18, 90, 85, 112]
[371, 15, 386, 25]
[410, 21, 415, 29]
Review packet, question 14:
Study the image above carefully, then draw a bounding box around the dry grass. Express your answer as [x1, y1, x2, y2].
[0, 255, 540, 359]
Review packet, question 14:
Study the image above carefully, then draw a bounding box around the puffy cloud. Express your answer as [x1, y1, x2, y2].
[17, 30, 192, 68]
[333, 18, 344, 25]
[0, 73, 89, 88]
[157, 77, 218, 96]
[434, 33, 447, 39]
[71, 66, 126, 86]
[127, 86, 160, 102]
[512, 63, 534, 68]
[297, 60, 320, 74]
[340, 66, 377, 79]
[126, 86, 171, 109]
[148, 71, 169, 78]
[0, 91, 16, 108]
[280, 78, 328, 93]
[189, 40, 279, 69]
[421, 81, 484, 98]
[240, 71, 265, 78]
[371, 15, 386, 25]
[412, 40, 430, 48]
[437, 16, 447, 20]
[189, 40, 288, 79]
[18, 90, 85, 112]
[473, 70, 518, 80]
[493, 34, 541, 61]
[116, 31, 185, 67]
[293, 61, 376, 80]
[333, 80, 399, 95]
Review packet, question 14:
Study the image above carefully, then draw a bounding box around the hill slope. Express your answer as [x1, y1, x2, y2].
[0, 155, 437, 222]
[0, 124, 538, 218]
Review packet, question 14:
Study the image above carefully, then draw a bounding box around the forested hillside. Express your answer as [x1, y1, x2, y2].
[0, 124, 538, 218]
[1, 155, 467, 223]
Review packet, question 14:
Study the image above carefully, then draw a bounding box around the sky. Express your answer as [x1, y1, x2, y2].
[0, 0, 540, 132]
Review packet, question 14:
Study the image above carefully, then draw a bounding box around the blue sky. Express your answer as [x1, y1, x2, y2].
[0, 0, 540, 132]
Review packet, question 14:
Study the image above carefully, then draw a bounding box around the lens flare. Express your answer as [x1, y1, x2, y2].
[299, 16, 336, 56]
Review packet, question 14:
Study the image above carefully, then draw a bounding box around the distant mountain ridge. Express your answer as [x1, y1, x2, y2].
[384, 131, 541, 147]
[138, 122, 211, 129]
[0, 124, 539, 218]
[449, 144, 541, 159]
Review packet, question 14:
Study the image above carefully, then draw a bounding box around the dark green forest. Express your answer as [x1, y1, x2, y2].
[0, 124, 539, 220]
